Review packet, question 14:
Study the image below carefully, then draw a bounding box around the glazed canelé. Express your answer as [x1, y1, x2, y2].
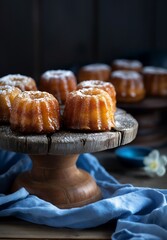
[143, 66, 167, 97]
[0, 74, 37, 91]
[10, 91, 60, 134]
[112, 59, 143, 73]
[77, 80, 116, 112]
[78, 63, 111, 82]
[0, 85, 21, 123]
[110, 70, 145, 103]
[63, 88, 115, 131]
[39, 70, 77, 105]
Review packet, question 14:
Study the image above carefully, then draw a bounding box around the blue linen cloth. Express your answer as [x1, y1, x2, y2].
[0, 149, 167, 239]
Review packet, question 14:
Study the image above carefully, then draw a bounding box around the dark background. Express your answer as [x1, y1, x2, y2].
[0, 0, 167, 84]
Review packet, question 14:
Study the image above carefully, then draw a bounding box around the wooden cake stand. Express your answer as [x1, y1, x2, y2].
[0, 110, 138, 209]
[118, 97, 167, 147]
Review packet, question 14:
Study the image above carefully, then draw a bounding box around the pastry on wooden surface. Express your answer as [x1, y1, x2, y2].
[10, 91, 60, 134]
[110, 70, 145, 103]
[39, 70, 77, 105]
[112, 59, 143, 73]
[0, 85, 21, 123]
[63, 88, 115, 131]
[0, 74, 37, 91]
[143, 66, 167, 97]
[78, 63, 111, 82]
[77, 80, 116, 112]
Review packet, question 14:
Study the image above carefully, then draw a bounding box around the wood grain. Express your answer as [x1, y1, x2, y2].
[0, 109, 138, 155]
[0, 218, 113, 239]
[12, 154, 102, 208]
[0, 109, 138, 209]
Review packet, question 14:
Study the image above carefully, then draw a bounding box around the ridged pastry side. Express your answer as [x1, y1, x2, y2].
[0, 74, 37, 91]
[110, 70, 145, 103]
[10, 91, 60, 134]
[0, 85, 21, 123]
[143, 67, 167, 97]
[78, 63, 111, 82]
[112, 59, 143, 73]
[77, 80, 116, 112]
[63, 88, 115, 131]
[39, 70, 77, 105]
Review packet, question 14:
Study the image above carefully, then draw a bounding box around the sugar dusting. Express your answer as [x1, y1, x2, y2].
[82, 63, 111, 72]
[42, 70, 74, 80]
[111, 70, 141, 79]
[143, 66, 167, 74]
[113, 59, 142, 68]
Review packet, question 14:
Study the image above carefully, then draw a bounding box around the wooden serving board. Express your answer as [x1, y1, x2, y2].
[118, 97, 167, 111]
[0, 109, 138, 155]
[118, 98, 167, 147]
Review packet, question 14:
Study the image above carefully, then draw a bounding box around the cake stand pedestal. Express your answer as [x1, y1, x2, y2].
[0, 109, 138, 208]
[118, 97, 167, 147]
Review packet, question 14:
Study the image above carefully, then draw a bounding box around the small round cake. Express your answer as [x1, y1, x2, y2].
[143, 66, 167, 97]
[110, 70, 145, 103]
[78, 63, 111, 82]
[39, 70, 77, 105]
[10, 91, 60, 134]
[77, 80, 116, 112]
[112, 59, 143, 73]
[0, 85, 21, 123]
[0, 74, 37, 91]
[63, 88, 115, 131]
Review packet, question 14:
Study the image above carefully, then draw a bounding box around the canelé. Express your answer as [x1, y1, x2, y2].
[10, 91, 60, 134]
[63, 88, 115, 131]
[78, 63, 111, 82]
[0, 74, 37, 91]
[110, 70, 145, 103]
[39, 70, 77, 105]
[0, 85, 21, 123]
[112, 59, 143, 73]
[77, 80, 116, 112]
[143, 66, 167, 97]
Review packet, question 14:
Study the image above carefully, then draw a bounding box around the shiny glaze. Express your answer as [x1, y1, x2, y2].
[0, 85, 21, 123]
[78, 63, 111, 82]
[10, 91, 60, 133]
[63, 88, 115, 131]
[143, 66, 167, 96]
[77, 80, 116, 112]
[110, 70, 145, 103]
[112, 59, 143, 73]
[0, 74, 37, 91]
[39, 70, 77, 105]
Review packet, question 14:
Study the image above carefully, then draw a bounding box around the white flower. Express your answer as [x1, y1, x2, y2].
[143, 150, 167, 177]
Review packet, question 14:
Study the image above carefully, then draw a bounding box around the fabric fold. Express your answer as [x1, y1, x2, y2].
[0, 149, 167, 239]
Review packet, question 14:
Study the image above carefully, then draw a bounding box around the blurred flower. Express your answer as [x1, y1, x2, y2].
[143, 150, 167, 177]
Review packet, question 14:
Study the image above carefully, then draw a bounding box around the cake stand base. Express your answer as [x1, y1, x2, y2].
[0, 110, 138, 208]
[11, 154, 102, 209]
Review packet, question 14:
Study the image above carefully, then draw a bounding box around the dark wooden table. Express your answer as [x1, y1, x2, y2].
[0, 146, 167, 239]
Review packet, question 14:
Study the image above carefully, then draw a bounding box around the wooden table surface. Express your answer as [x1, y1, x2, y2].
[0, 145, 167, 240]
